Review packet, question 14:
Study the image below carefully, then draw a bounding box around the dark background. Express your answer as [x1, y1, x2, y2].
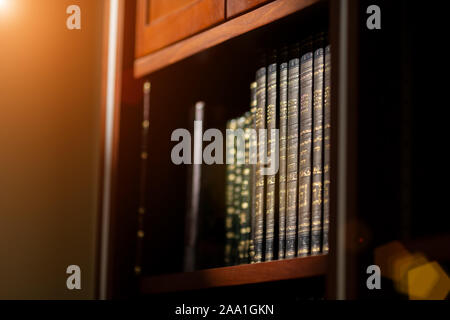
[356, 0, 449, 298]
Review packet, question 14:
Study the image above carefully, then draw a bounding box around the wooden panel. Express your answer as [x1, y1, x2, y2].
[135, 0, 320, 77]
[140, 255, 327, 294]
[149, 0, 195, 20]
[326, 0, 359, 300]
[103, 0, 148, 299]
[227, 0, 272, 18]
[135, 0, 225, 58]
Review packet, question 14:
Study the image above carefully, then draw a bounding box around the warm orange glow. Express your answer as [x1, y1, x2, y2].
[0, 0, 12, 16]
[375, 241, 450, 299]
[408, 262, 450, 300]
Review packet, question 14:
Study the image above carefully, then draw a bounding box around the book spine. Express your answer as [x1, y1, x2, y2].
[278, 61, 288, 260]
[241, 112, 253, 264]
[249, 82, 258, 263]
[235, 116, 246, 264]
[254, 67, 266, 263]
[323, 44, 331, 254]
[286, 53, 300, 259]
[311, 39, 325, 256]
[265, 62, 277, 261]
[298, 43, 313, 257]
[134, 81, 151, 276]
[184, 102, 205, 272]
[225, 119, 237, 265]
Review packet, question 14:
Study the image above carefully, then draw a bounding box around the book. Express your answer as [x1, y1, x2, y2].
[249, 82, 258, 263]
[323, 44, 331, 254]
[224, 122, 235, 265]
[311, 34, 325, 256]
[184, 102, 205, 271]
[254, 66, 266, 263]
[234, 116, 246, 264]
[265, 51, 278, 262]
[278, 47, 289, 260]
[285, 44, 300, 259]
[298, 39, 313, 257]
[225, 119, 237, 265]
[222, 34, 331, 265]
[240, 112, 253, 264]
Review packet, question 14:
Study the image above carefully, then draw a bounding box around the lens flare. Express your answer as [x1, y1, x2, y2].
[0, 0, 9, 13]
[0, 0, 15, 19]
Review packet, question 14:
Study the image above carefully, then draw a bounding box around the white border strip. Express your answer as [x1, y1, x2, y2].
[337, 0, 348, 300]
[99, 0, 119, 300]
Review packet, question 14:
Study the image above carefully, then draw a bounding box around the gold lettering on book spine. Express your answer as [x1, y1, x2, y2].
[249, 98, 257, 263]
[234, 116, 246, 264]
[279, 61, 288, 260]
[254, 68, 266, 263]
[225, 119, 237, 265]
[265, 63, 277, 262]
[311, 44, 325, 256]
[239, 112, 253, 264]
[323, 45, 331, 254]
[298, 51, 313, 257]
[285, 57, 300, 259]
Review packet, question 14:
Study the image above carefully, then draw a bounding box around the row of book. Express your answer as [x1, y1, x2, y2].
[224, 33, 331, 265]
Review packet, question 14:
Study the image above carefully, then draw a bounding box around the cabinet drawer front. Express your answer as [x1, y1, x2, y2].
[226, 0, 272, 18]
[136, 0, 225, 58]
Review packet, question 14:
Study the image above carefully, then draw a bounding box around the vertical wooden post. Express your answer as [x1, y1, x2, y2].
[327, 0, 359, 300]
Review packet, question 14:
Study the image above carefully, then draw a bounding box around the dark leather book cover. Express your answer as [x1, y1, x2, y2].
[285, 44, 300, 259]
[249, 82, 258, 263]
[298, 38, 313, 257]
[240, 112, 253, 264]
[323, 44, 331, 254]
[254, 66, 266, 263]
[234, 116, 246, 265]
[234, 117, 248, 264]
[278, 46, 289, 260]
[265, 51, 278, 262]
[311, 34, 325, 256]
[225, 119, 237, 266]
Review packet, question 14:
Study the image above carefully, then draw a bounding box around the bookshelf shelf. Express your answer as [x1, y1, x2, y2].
[140, 255, 327, 294]
[134, 0, 321, 77]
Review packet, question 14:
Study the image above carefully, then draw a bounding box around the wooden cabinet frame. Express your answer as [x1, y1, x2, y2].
[135, 0, 225, 58]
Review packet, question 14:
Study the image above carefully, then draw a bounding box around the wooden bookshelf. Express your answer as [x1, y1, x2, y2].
[134, 0, 320, 77]
[141, 255, 327, 294]
[104, 0, 446, 301]
[106, 0, 342, 300]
